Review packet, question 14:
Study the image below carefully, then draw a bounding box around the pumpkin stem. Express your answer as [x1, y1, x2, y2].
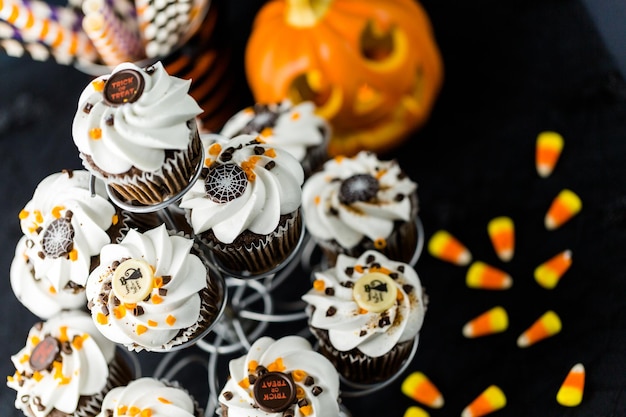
[286, 0, 332, 27]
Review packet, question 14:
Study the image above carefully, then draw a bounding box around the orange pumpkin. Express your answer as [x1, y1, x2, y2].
[245, 0, 444, 156]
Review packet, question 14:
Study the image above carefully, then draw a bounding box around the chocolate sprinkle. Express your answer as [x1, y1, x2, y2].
[223, 391, 233, 401]
[265, 160, 276, 171]
[83, 103, 93, 114]
[326, 306, 337, 317]
[304, 376, 314, 386]
[312, 386, 323, 396]
[324, 288, 335, 296]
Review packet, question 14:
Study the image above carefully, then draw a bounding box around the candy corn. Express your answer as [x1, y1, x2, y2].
[536, 131, 564, 178]
[461, 385, 506, 417]
[403, 406, 430, 417]
[462, 306, 509, 338]
[534, 249, 572, 289]
[466, 261, 512, 290]
[545, 189, 582, 230]
[428, 230, 472, 266]
[487, 216, 514, 262]
[517, 310, 562, 348]
[401, 371, 444, 408]
[556, 363, 585, 407]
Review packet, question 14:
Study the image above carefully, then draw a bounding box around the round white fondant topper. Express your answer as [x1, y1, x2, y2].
[353, 272, 398, 313]
[112, 258, 153, 304]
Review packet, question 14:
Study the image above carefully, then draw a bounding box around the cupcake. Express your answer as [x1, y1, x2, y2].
[85, 224, 225, 352]
[220, 99, 331, 177]
[72, 61, 204, 206]
[179, 133, 304, 276]
[301, 150, 419, 266]
[218, 336, 341, 416]
[96, 377, 203, 417]
[6, 311, 134, 417]
[301, 250, 427, 384]
[10, 169, 128, 319]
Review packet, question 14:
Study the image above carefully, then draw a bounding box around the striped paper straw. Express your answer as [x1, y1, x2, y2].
[23, 0, 83, 31]
[1, 0, 98, 64]
[1, 37, 55, 62]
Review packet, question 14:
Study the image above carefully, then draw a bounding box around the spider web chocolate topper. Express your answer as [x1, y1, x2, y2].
[41, 217, 75, 258]
[204, 163, 249, 203]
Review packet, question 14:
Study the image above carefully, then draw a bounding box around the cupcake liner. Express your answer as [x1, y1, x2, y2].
[199, 209, 303, 276]
[84, 122, 202, 205]
[309, 326, 415, 384]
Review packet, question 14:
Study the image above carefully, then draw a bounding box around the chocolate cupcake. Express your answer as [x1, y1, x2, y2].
[6, 311, 135, 417]
[72, 61, 204, 206]
[301, 150, 420, 266]
[10, 169, 129, 319]
[179, 133, 304, 276]
[85, 224, 225, 352]
[302, 250, 427, 384]
[220, 99, 331, 178]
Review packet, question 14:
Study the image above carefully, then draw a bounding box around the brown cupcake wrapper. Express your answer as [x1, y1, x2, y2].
[200, 210, 303, 276]
[309, 326, 414, 385]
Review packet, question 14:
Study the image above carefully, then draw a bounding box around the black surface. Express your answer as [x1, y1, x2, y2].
[2, 1, 626, 416]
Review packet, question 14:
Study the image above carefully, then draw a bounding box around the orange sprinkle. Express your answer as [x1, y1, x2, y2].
[334, 155, 346, 163]
[260, 127, 273, 137]
[19, 354, 30, 364]
[92, 79, 105, 92]
[140, 408, 152, 417]
[296, 385, 305, 398]
[32, 371, 43, 382]
[58, 326, 68, 342]
[96, 313, 108, 325]
[118, 406, 128, 415]
[51, 205, 64, 218]
[370, 266, 392, 275]
[72, 335, 86, 350]
[428, 230, 472, 266]
[157, 397, 172, 404]
[401, 371, 444, 408]
[165, 315, 176, 326]
[238, 377, 250, 389]
[248, 360, 258, 373]
[374, 237, 387, 249]
[49, 286, 57, 294]
[264, 148, 277, 158]
[124, 303, 137, 310]
[69, 249, 78, 261]
[89, 128, 102, 140]
[313, 279, 325, 291]
[112, 214, 119, 225]
[151, 294, 163, 304]
[113, 306, 126, 319]
[147, 320, 158, 327]
[354, 265, 365, 273]
[30, 335, 40, 346]
[291, 111, 301, 120]
[34, 210, 43, 223]
[204, 157, 213, 168]
[128, 406, 140, 416]
[300, 405, 313, 416]
[268, 357, 285, 372]
[208, 143, 222, 155]
[292, 370, 307, 382]
[18, 210, 29, 220]
[136, 325, 147, 335]
[154, 277, 163, 288]
[358, 307, 368, 314]
[314, 195, 321, 205]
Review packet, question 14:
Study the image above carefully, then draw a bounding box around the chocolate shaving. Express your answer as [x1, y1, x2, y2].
[312, 386, 323, 396]
[326, 306, 337, 317]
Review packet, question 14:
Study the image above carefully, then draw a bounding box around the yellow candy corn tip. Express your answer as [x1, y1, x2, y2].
[427, 230, 472, 266]
[556, 363, 585, 407]
[461, 385, 507, 417]
[462, 306, 509, 338]
[466, 261, 513, 290]
[403, 406, 430, 417]
[536, 131, 564, 178]
[401, 372, 444, 408]
[534, 249, 573, 290]
[487, 217, 515, 262]
[517, 310, 562, 348]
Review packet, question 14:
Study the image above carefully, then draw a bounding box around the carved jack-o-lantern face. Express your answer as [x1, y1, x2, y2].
[245, 0, 444, 156]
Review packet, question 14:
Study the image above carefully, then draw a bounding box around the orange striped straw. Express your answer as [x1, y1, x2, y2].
[427, 230, 472, 266]
[466, 261, 512, 290]
[404, 406, 430, 417]
[462, 306, 509, 338]
[536, 131, 564, 178]
[517, 310, 562, 348]
[556, 363, 585, 407]
[461, 385, 506, 417]
[545, 189, 582, 230]
[534, 249, 572, 289]
[0, 0, 98, 63]
[401, 371, 444, 408]
[487, 216, 514, 262]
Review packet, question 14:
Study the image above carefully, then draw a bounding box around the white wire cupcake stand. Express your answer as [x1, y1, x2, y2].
[96, 165, 425, 417]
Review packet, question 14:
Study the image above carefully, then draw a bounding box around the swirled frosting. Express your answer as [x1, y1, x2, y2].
[7, 311, 116, 417]
[220, 100, 330, 164]
[97, 378, 199, 417]
[72, 61, 203, 176]
[301, 151, 417, 250]
[10, 169, 120, 318]
[179, 133, 304, 244]
[301, 250, 426, 357]
[85, 224, 208, 351]
[219, 336, 340, 417]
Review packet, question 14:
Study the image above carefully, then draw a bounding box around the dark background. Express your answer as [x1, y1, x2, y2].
[1, 0, 625, 416]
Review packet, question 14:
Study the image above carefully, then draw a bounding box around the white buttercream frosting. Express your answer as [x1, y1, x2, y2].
[302, 250, 426, 358]
[7, 311, 116, 417]
[220, 100, 330, 164]
[97, 378, 199, 417]
[219, 336, 340, 417]
[11, 169, 120, 319]
[179, 133, 304, 244]
[85, 224, 208, 351]
[72, 61, 203, 176]
[301, 151, 417, 249]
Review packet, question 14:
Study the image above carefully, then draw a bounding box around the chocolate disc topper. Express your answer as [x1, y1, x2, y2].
[253, 371, 296, 413]
[205, 163, 248, 203]
[103, 69, 144, 106]
[29, 336, 61, 371]
[339, 173, 379, 205]
[112, 258, 153, 304]
[353, 272, 398, 313]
